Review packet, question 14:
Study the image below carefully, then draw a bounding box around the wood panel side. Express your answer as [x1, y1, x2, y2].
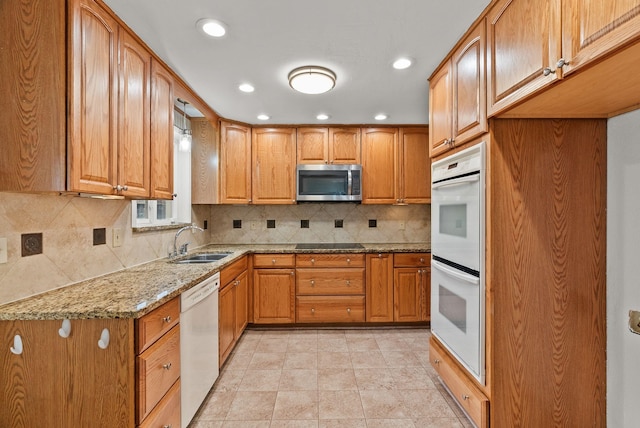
[191, 118, 219, 204]
[0, 0, 66, 191]
[488, 118, 606, 427]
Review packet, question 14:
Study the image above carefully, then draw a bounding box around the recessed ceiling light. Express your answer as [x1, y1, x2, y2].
[288, 66, 336, 95]
[375, 114, 388, 121]
[257, 114, 270, 121]
[197, 19, 227, 38]
[393, 57, 413, 70]
[239, 83, 255, 93]
[316, 113, 330, 120]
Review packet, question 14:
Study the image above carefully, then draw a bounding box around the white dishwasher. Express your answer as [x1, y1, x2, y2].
[180, 272, 220, 427]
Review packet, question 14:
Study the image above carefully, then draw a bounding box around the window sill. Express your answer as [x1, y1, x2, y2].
[132, 222, 192, 233]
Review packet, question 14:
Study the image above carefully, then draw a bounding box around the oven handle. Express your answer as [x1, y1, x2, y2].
[432, 260, 480, 285]
[432, 174, 479, 190]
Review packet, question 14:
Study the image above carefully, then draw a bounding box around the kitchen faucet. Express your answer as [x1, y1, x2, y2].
[170, 224, 205, 258]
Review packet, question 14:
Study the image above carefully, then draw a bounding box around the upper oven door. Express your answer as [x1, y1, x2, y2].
[431, 171, 481, 272]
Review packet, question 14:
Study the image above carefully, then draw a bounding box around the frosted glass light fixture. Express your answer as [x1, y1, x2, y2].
[177, 99, 192, 152]
[393, 57, 413, 69]
[197, 19, 226, 37]
[288, 66, 336, 94]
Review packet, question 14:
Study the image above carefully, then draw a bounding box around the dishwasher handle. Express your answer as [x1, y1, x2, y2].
[181, 273, 220, 312]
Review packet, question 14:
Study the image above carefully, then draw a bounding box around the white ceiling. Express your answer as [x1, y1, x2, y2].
[103, 0, 490, 124]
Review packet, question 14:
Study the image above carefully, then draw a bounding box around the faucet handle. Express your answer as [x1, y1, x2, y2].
[179, 242, 190, 254]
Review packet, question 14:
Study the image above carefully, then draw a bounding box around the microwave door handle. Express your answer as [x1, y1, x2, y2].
[347, 170, 353, 195]
[432, 174, 480, 190]
[432, 260, 480, 285]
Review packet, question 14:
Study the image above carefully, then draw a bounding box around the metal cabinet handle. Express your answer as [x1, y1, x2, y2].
[462, 394, 470, 400]
[272, 259, 276, 264]
[419, 257, 425, 263]
[543, 66, 556, 76]
[311, 308, 315, 314]
[556, 58, 569, 68]
[162, 362, 172, 370]
[346, 258, 351, 263]
[378, 253, 382, 258]
[163, 425, 172, 428]
[162, 315, 172, 323]
[434, 359, 440, 365]
[113, 184, 129, 192]
[346, 280, 350, 286]
[290, 271, 295, 276]
[311, 280, 315, 286]
[347, 308, 351, 314]
[311, 258, 315, 264]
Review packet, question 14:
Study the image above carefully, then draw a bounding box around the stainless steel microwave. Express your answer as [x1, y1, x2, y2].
[296, 164, 362, 202]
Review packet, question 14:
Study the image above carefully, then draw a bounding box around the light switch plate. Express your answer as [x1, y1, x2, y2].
[629, 310, 640, 335]
[112, 228, 123, 248]
[0, 237, 7, 264]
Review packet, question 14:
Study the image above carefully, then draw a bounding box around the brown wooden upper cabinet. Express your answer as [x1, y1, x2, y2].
[220, 121, 252, 204]
[296, 127, 361, 164]
[252, 128, 297, 204]
[149, 60, 175, 200]
[397, 128, 431, 204]
[429, 20, 486, 158]
[1, 0, 175, 199]
[487, 0, 640, 116]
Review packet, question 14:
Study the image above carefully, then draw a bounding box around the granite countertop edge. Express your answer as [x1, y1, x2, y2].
[0, 243, 430, 321]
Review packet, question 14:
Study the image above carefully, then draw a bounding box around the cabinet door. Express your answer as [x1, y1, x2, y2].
[149, 60, 174, 199]
[394, 268, 423, 322]
[398, 128, 430, 204]
[253, 268, 295, 323]
[234, 270, 249, 338]
[220, 121, 252, 204]
[365, 253, 394, 322]
[252, 128, 297, 204]
[487, 0, 562, 116]
[361, 128, 398, 204]
[118, 29, 151, 198]
[429, 60, 453, 158]
[453, 21, 487, 145]
[69, 0, 118, 195]
[329, 127, 361, 164]
[191, 118, 219, 204]
[562, 0, 640, 75]
[422, 268, 431, 321]
[219, 282, 236, 366]
[0, 0, 66, 192]
[297, 127, 329, 164]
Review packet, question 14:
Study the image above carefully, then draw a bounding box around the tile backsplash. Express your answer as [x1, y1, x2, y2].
[0, 192, 210, 305]
[208, 203, 430, 245]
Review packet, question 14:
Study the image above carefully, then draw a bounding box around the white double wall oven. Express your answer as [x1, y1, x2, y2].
[431, 142, 486, 384]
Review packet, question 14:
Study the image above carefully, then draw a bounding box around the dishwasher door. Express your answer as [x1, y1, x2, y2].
[181, 273, 219, 427]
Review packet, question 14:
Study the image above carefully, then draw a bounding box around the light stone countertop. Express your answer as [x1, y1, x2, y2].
[0, 243, 430, 321]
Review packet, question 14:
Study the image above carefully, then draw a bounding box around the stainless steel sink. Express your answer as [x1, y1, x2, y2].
[173, 253, 232, 264]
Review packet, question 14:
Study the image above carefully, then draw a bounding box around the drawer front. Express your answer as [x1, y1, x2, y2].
[137, 325, 181, 423]
[296, 268, 365, 295]
[296, 296, 365, 323]
[220, 255, 248, 285]
[393, 252, 430, 267]
[254, 253, 296, 268]
[138, 379, 180, 428]
[296, 253, 365, 268]
[430, 337, 488, 428]
[136, 297, 180, 353]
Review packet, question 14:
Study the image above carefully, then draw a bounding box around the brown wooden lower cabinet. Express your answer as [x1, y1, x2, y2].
[219, 256, 249, 366]
[393, 252, 430, 322]
[253, 254, 296, 324]
[365, 253, 394, 322]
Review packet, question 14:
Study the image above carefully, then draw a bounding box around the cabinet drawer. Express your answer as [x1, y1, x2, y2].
[254, 253, 295, 268]
[138, 379, 180, 428]
[429, 337, 488, 428]
[136, 297, 180, 353]
[137, 325, 181, 423]
[296, 253, 365, 268]
[393, 253, 430, 267]
[296, 268, 365, 295]
[221, 255, 248, 286]
[296, 296, 365, 323]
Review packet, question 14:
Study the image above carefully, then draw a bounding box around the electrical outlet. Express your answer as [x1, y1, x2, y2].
[112, 228, 123, 247]
[399, 221, 406, 230]
[0, 237, 7, 264]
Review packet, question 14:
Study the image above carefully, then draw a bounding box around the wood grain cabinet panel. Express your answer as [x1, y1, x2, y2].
[138, 380, 180, 428]
[252, 127, 297, 204]
[329, 127, 361, 164]
[365, 253, 394, 322]
[297, 127, 329, 163]
[296, 296, 365, 323]
[149, 60, 174, 200]
[393, 253, 430, 322]
[253, 266, 296, 324]
[429, 62, 453, 158]
[220, 121, 252, 204]
[398, 127, 431, 203]
[191, 118, 219, 204]
[361, 128, 398, 204]
[136, 296, 180, 353]
[219, 257, 249, 366]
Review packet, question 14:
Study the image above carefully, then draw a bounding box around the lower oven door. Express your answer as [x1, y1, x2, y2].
[431, 259, 485, 384]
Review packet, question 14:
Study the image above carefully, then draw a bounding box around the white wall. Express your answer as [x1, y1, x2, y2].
[607, 109, 640, 427]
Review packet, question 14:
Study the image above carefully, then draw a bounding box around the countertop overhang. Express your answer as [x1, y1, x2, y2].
[0, 243, 430, 321]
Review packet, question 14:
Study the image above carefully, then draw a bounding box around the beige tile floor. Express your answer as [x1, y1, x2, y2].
[189, 328, 474, 428]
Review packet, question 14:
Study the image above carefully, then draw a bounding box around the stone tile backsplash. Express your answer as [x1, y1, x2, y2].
[0, 192, 211, 305]
[208, 203, 430, 245]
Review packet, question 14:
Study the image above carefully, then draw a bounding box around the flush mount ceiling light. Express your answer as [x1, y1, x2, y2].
[316, 113, 330, 120]
[374, 113, 388, 121]
[393, 57, 413, 70]
[239, 83, 255, 93]
[257, 114, 270, 121]
[196, 19, 227, 37]
[288, 66, 336, 95]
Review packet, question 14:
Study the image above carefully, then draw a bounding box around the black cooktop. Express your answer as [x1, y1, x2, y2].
[295, 243, 364, 250]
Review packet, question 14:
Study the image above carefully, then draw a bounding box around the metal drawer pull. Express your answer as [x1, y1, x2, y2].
[346, 258, 351, 263]
[163, 425, 172, 428]
[311, 308, 315, 314]
[462, 394, 470, 400]
[419, 257, 425, 263]
[311, 258, 315, 264]
[272, 259, 276, 264]
[311, 280, 315, 286]
[346, 280, 350, 286]
[433, 359, 440, 365]
[162, 315, 172, 323]
[347, 308, 351, 314]
[162, 362, 172, 370]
